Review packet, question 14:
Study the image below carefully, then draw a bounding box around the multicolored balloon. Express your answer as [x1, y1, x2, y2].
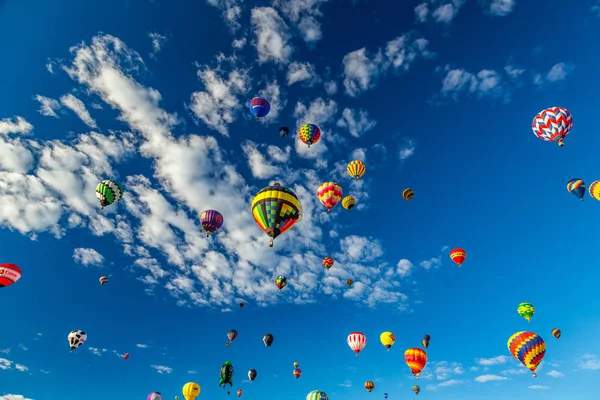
[346, 279, 353, 287]
[252, 183, 302, 247]
[68, 330, 87, 353]
[219, 361, 234, 387]
[589, 180, 600, 201]
[402, 188, 414, 201]
[263, 333, 274, 347]
[0, 264, 22, 288]
[348, 332, 367, 356]
[317, 182, 342, 212]
[404, 348, 427, 378]
[365, 381, 375, 392]
[532, 107, 573, 147]
[347, 160, 366, 180]
[275, 275, 287, 290]
[517, 302, 535, 323]
[147, 392, 162, 400]
[567, 179, 586, 201]
[226, 330, 238, 347]
[412, 385, 420, 395]
[248, 369, 257, 381]
[450, 248, 466, 267]
[182, 382, 200, 400]
[249, 97, 270, 119]
[99, 276, 108, 285]
[95, 179, 123, 209]
[298, 124, 321, 147]
[507, 331, 546, 377]
[200, 210, 224, 236]
[293, 368, 302, 379]
[342, 195, 356, 210]
[379, 332, 396, 351]
[306, 391, 328, 400]
[322, 257, 334, 271]
[551, 328, 561, 339]
[279, 126, 290, 137]
[422, 334, 430, 349]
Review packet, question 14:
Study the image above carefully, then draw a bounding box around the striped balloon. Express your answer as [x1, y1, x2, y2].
[95, 180, 123, 209]
[342, 195, 356, 210]
[347, 160, 366, 180]
[99, 276, 108, 285]
[404, 348, 427, 378]
[306, 390, 328, 400]
[589, 180, 600, 201]
[532, 107, 573, 146]
[551, 328, 561, 339]
[317, 182, 342, 212]
[507, 331, 546, 377]
[402, 188, 414, 201]
[364, 381, 375, 392]
[322, 257, 334, 270]
[347, 332, 367, 356]
[0, 263, 22, 288]
[567, 179, 586, 201]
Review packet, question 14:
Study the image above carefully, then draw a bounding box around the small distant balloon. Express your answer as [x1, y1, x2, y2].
[200, 210, 224, 237]
[567, 179, 586, 201]
[249, 97, 270, 119]
[551, 328, 561, 339]
[279, 126, 290, 137]
[123, 353, 130, 360]
[99, 276, 108, 285]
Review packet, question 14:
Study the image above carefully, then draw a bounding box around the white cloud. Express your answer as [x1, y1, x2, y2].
[17, 344, 27, 351]
[338, 380, 352, 387]
[504, 65, 525, 80]
[339, 235, 383, 262]
[148, 33, 167, 55]
[15, 364, 28, 372]
[547, 370, 565, 378]
[136, 343, 149, 349]
[189, 59, 250, 136]
[73, 248, 105, 267]
[578, 354, 600, 370]
[479, 0, 516, 16]
[287, 62, 319, 86]
[476, 356, 510, 366]
[88, 347, 107, 356]
[433, 361, 464, 380]
[474, 374, 508, 383]
[336, 108, 377, 138]
[273, 0, 329, 44]
[440, 67, 506, 100]
[427, 378, 463, 390]
[258, 80, 286, 122]
[241, 141, 282, 179]
[40, 369, 50, 374]
[396, 259, 413, 277]
[415, 0, 466, 25]
[324, 80, 337, 95]
[501, 368, 526, 375]
[533, 62, 575, 86]
[60, 94, 97, 128]
[251, 7, 293, 64]
[205, 0, 243, 30]
[187, 370, 198, 374]
[398, 138, 416, 161]
[232, 37, 247, 49]
[528, 385, 549, 390]
[0, 116, 33, 135]
[151, 365, 173, 374]
[0, 358, 28, 373]
[33, 95, 61, 117]
[341, 48, 383, 97]
[0, 395, 35, 400]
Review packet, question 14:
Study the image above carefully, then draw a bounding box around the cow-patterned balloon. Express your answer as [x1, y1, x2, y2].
[68, 330, 87, 352]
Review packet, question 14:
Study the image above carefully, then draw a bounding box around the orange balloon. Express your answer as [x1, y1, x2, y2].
[404, 348, 427, 378]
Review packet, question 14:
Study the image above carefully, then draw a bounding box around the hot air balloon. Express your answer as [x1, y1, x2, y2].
[68, 330, 87, 353]
[237, 390, 242, 397]
[384, 394, 388, 399]
[404, 348, 427, 378]
[227, 392, 230, 396]
[589, 180, 600, 201]
[226, 330, 238, 347]
[148, 392, 162, 400]
[551, 328, 561, 339]
[449, 248, 466, 267]
[348, 332, 367, 356]
[239, 302, 245, 309]
[294, 361, 300, 368]
[275, 275, 287, 290]
[123, 353, 130, 360]
[200, 210, 224, 236]
[412, 385, 420, 395]
[567, 179, 586, 201]
[96, 179, 123, 209]
[182, 382, 200, 400]
[306, 390, 328, 400]
[346, 279, 353, 287]
[347, 160, 366, 180]
[507, 331, 546, 377]
[249, 97, 270, 119]
[317, 182, 342, 212]
[0, 264, 22, 288]
[99, 276, 108, 285]
[517, 302, 535, 323]
[342, 196, 356, 210]
[322, 257, 334, 271]
[263, 333, 274, 347]
[379, 332, 396, 351]
[422, 334, 430, 349]
[279, 126, 290, 137]
[219, 361, 234, 387]
[293, 368, 302, 379]
[298, 124, 321, 148]
[251, 183, 302, 247]
[365, 381, 375, 392]
[248, 369, 257, 381]
[402, 188, 414, 201]
[532, 107, 573, 147]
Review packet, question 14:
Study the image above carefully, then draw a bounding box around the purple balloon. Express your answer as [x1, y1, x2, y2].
[200, 209, 224, 236]
[147, 393, 162, 400]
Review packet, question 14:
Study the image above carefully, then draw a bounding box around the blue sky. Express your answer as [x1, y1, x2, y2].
[1, 0, 600, 399]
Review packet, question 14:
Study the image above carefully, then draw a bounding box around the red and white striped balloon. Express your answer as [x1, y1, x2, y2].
[347, 332, 367, 356]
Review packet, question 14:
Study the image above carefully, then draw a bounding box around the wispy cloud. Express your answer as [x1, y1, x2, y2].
[148, 32, 167, 56]
[578, 354, 600, 370]
[533, 62, 575, 86]
[136, 343, 149, 349]
[18, 344, 27, 351]
[151, 365, 173, 374]
[547, 370, 565, 378]
[475, 374, 508, 383]
[33, 95, 61, 117]
[529, 385, 549, 390]
[88, 347, 107, 356]
[479, 0, 516, 16]
[415, 0, 466, 25]
[60, 94, 97, 128]
[398, 138, 416, 161]
[476, 356, 510, 366]
[73, 248, 105, 267]
[338, 380, 352, 387]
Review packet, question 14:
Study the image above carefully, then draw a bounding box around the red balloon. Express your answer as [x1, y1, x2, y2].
[0, 264, 22, 288]
[123, 353, 130, 360]
[449, 248, 466, 267]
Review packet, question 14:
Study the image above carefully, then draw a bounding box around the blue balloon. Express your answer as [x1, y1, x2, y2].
[249, 97, 271, 119]
[566, 178, 586, 201]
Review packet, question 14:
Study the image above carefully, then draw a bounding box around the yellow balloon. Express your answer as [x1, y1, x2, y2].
[183, 382, 200, 400]
[380, 332, 396, 351]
